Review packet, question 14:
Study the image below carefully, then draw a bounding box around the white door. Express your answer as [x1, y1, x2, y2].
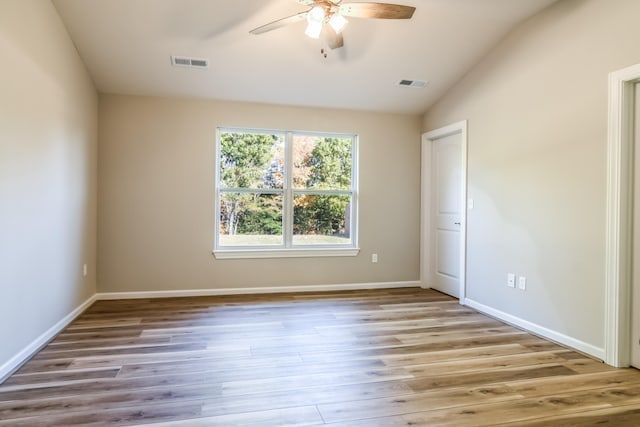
[421, 122, 467, 300]
[632, 83, 640, 368]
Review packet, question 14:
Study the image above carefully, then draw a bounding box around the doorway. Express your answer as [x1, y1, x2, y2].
[421, 121, 468, 302]
[604, 63, 640, 368]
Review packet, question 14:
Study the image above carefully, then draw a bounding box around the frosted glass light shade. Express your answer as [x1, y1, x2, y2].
[329, 14, 347, 33]
[308, 6, 325, 23]
[305, 6, 325, 39]
[305, 20, 323, 38]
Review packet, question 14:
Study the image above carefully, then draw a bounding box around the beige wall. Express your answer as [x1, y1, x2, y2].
[98, 95, 422, 292]
[423, 0, 640, 351]
[0, 0, 98, 373]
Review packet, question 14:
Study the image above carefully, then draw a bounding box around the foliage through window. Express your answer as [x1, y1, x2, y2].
[216, 128, 358, 255]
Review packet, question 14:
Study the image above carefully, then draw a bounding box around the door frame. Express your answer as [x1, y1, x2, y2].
[605, 63, 640, 367]
[421, 120, 468, 304]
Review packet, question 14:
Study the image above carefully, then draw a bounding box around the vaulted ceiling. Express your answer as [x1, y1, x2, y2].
[53, 0, 558, 114]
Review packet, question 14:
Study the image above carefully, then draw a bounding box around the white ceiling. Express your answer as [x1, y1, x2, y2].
[52, 0, 557, 114]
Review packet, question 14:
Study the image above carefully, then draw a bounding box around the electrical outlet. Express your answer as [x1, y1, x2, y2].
[507, 273, 516, 288]
[371, 254, 378, 263]
[83, 264, 87, 277]
[518, 276, 527, 290]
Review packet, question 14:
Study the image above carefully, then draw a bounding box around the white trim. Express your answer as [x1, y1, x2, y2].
[96, 281, 421, 300]
[420, 133, 432, 291]
[421, 120, 468, 305]
[284, 131, 294, 248]
[605, 63, 640, 367]
[0, 294, 98, 383]
[214, 247, 360, 259]
[465, 298, 605, 361]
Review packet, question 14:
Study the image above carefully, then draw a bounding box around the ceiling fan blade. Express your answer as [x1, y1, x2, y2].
[339, 3, 416, 19]
[326, 27, 344, 49]
[249, 11, 308, 35]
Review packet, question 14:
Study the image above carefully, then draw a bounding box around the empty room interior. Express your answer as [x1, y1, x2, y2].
[3, 0, 640, 425]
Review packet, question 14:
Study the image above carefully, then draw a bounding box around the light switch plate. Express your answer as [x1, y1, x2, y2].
[518, 276, 527, 290]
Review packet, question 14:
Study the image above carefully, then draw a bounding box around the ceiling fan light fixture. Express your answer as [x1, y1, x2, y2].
[305, 5, 326, 39]
[308, 5, 326, 23]
[328, 13, 348, 34]
[305, 20, 323, 39]
[249, 2, 416, 48]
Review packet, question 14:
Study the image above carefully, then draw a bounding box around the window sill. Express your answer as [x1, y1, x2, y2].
[213, 248, 360, 260]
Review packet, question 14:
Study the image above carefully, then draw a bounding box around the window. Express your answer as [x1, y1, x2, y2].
[214, 128, 358, 258]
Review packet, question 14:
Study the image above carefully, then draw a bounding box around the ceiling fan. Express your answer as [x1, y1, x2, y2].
[249, 0, 416, 50]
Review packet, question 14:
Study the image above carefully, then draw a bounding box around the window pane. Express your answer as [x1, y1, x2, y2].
[219, 132, 285, 189]
[219, 192, 283, 246]
[292, 135, 352, 190]
[293, 194, 351, 245]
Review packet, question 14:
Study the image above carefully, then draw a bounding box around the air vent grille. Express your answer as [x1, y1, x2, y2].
[397, 79, 428, 88]
[171, 56, 209, 69]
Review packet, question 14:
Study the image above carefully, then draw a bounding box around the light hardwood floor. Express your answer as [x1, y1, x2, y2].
[1, 288, 640, 426]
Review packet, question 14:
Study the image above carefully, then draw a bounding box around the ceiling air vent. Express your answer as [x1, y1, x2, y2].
[397, 79, 428, 88]
[171, 56, 209, 69]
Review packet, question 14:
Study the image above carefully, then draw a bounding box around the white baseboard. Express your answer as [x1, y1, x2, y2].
[464, 298, 605, 361]
[0, 294, 98, 383]
[96, 281, 421, 300]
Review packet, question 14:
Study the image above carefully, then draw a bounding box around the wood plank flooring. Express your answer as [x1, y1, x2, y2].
[1, 288, 640, 426]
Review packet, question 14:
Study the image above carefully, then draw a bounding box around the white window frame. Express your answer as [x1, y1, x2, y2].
[214, 127, 359, 259]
